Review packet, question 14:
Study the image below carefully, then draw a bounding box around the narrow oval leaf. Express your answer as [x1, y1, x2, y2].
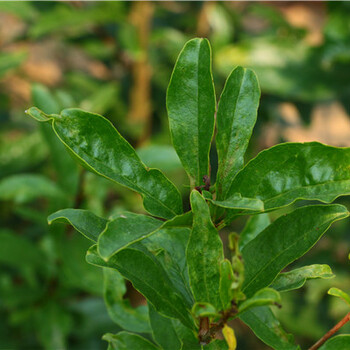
[166, 38, 216, 187]
[242, 205, 348, 297]
[228, 142, 350, 211]
[104, 268, 151, 333]
[216, 67, 260, 200]
[149, 303, 182, 350]
[328, 287, 350, 307]
[239, 306, 299, 350]
[237, 288, 281, 314]
[239, 213, 270, 251]
[187, 190, 224, 310]
[102, 332, 160, 350]
[98, 212, 163, 259]
[86, 245, 194, 329]
[207, 193, 264, 212]
[271, 264, 334, 292]
[48, 209, 108, 242]
[319, 335, 350, 350]
[219, 259, 235, 310]
[26, 107, 183, 219]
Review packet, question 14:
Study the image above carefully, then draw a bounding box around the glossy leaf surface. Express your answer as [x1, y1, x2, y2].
[240, 306, 299, 350]
[48, 209, 108, 242]
[26, 107, 183, 219]
[271, 264, 334, 292]
[216, 67, 260, 200]
[319, 335, 350, 350]
[242, 205, 348, 297]
[228, 142, 350, 211]
[237, 288, 281, 314]
[104, 268, 150, 333]
[149, 303, 182, 350]
[103, 332, 159, 350]
[98, 212, 162, 259]
[187, 191, 224, 310]
[167, 38, 216, 187]
[86, 245, 193, 328]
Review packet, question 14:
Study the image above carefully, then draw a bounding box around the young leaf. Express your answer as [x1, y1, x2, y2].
[219, 259, 235, 310]
[206, 193, 264, 212]
[148, 303, 182, 350]
[227, 142, 350, 212]
[271, 264, 335, 292]
[98, 212, 163, 259]
[166, 38, 216, 188]
[104, 268, 151, 333]
[26, 107, 183, 219]
[239, 213, 270, 251]
[242, 204, 349, 297]
[328, 287, 350, 307]
[187, 190, 224, 310]
[239, 306, 299, 350]
[216, 67, 260, 200]
[86, 245, 194, 329]
[102, 332, 160, 350]
[237, 288, 281, 314]
[48, 209, 108, 242]
[192, 302, 219, 318]
[318, 335, 350, 350]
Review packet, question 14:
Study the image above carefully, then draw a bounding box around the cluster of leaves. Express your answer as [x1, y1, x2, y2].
[27, 38, 350, 350]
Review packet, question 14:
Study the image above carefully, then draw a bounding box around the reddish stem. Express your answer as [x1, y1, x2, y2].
[308, 312, 350, 350]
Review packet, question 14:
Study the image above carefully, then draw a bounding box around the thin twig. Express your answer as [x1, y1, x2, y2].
[308, 312, 350, 350]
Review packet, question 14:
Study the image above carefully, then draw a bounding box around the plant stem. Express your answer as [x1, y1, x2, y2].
[308, 312, 350, 350]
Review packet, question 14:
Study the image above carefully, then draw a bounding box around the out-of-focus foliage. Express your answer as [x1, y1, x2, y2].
[1, 2, 350, 349]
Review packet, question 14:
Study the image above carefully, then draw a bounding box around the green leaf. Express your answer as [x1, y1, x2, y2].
[242, 205, 348, 297]
[26, 107, 183, 219]
[149, 303, 182, 350]
[102, 332, 159, 350]
[239, 213, 270, 251]
[271, 264, 335, 292]
[166, 38, 216, 187]
[219, 259, 235, 310]
[319, 335, 350, 350]
[0, 174, 65, 204]
[192, 302, 219, 318]
[206, 193, 264, 212]
[104, 268, 150, 333]
[48, 209, 108, 242]
[98, 212, 163, 260]
[328, 287, 350, 307]
[227, 142, 350, 212]
[187, 190, 224, 310]
[216, 67, 260, 200]
[237, 288, 281, 314]
[206, 339, 229, 350]
[86, 245, 194, 329]
[143, 227, 194, 307]
[239, 306, 299, 350]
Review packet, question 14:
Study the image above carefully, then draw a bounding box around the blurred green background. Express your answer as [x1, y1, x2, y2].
[1, 1, 350, 349]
